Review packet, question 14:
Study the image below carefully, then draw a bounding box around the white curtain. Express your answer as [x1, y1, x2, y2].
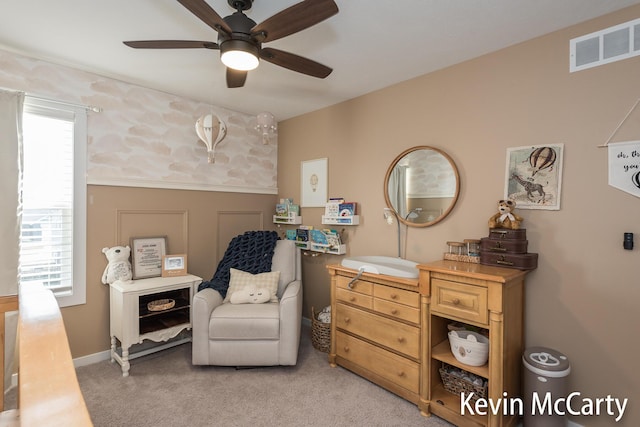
[389, 165, 408, 219]
[0, 89, 24, 391]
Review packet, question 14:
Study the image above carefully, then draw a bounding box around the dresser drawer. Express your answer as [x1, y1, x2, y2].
[373, 299, 420, 324]
[336, 304, 419, 359]
[336, 275, 373, 295]
[431, 278, 488, 325]
[373, 284, 419, 308]
[336, 287, 373, 310]
[336, 331, 419, 394]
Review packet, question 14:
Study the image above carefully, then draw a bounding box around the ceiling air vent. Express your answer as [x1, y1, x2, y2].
[570, 17, 640, 72]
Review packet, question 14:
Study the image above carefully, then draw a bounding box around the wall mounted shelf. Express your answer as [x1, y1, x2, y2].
[273, 213, 302, 225]
[321, 215, 359, 225]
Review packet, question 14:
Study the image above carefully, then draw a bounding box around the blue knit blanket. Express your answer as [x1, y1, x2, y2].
[197, 230, 280, 298]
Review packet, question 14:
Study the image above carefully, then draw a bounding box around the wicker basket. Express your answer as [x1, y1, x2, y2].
[311, 306, 331, 353]
[439, 363, 487, 403]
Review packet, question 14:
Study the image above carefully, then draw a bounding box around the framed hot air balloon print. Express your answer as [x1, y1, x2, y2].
[504, 144, 564, 210]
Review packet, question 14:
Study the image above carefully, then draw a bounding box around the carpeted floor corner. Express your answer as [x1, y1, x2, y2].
[24, 325, 456, 426]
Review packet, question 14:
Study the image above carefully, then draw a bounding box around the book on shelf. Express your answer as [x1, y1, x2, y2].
[275, 203, 289, 217]
[285, 229, 297, 240]
[324, 202, 340, 217]
[338, 202, 357, 216]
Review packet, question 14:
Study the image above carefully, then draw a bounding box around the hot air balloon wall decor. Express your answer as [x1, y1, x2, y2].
[196, 114, 228, 164]
[504, 143, 564, 210]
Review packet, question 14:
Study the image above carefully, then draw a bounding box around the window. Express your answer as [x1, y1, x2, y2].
[19, 97, 87, 307]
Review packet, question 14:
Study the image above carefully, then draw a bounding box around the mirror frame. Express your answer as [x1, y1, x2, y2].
[383, 146, 460, 227]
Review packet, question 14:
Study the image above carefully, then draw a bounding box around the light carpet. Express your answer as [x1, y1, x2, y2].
[26, 326, 456, 426]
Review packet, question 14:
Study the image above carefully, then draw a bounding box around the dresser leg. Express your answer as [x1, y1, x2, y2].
[121, 348, 130, 377]
[110, 336, 116, 363]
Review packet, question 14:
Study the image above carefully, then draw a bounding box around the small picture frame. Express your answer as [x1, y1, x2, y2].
[161, 254, 187, 277]
[130, 236, 167, 279]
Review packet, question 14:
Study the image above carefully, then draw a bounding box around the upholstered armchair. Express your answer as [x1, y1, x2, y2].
[192, 239, 302, 366]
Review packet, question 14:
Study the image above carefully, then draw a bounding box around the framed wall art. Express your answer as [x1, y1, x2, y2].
[130, 236, 167, 279]
[301, 158, 328, 207]
[504, 144, 564, 210]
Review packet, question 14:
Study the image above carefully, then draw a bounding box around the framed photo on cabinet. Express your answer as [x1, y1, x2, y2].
[130, 236, 167, 279]
[162, 254, 187, 277]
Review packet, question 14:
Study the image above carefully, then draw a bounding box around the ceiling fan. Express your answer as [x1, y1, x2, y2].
[124, 0, 339, 88]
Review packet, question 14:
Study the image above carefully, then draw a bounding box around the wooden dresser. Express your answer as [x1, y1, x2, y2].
[327, 265, 426, 408]
[419, 260, 528, 427]
[327, 261, 529, 427]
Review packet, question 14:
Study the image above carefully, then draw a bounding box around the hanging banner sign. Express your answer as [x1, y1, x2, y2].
[608, 140, 640, 198]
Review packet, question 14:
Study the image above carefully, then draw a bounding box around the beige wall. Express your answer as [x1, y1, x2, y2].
[61, 185, 276, 358]
[278, 6, 640, 426]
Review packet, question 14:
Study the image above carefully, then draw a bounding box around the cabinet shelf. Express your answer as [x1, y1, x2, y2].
[430, 382, 488, 425]
[139, 296, 190, 319]
[431, 339, 488, 378]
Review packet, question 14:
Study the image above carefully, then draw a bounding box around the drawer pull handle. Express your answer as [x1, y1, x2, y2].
[343, 346, 350, 353]
[397, 337, 405, 343]
[349, 296, 356, 302]
[452, 298, 460, 305]
[391, 309, 398, 315]
[344, 317, 351, 323]
[347, 267, 365, 289]
[390, 294, 398, 300]
[397, 371, 405, 377]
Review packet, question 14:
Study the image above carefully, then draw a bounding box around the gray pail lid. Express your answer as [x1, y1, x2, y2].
[523, 346, 571, 378]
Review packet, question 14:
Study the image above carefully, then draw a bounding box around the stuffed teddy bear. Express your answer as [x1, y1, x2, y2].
[229, 285, 271, 304]
[101, 246, 133, 285]
[488, 199, 523, 230]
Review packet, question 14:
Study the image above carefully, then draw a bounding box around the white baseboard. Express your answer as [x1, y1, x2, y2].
[73, 349, 111, 368]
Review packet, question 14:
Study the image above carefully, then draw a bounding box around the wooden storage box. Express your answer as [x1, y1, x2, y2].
[488, 228, 527, 240]
[480, 237, 528, 254]
[480, 252, 538, 270]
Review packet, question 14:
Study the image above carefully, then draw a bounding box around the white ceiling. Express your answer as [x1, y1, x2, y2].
[1, 0, 639, 120]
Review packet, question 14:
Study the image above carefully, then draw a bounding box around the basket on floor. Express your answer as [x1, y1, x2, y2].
[311, 306, 331, 353]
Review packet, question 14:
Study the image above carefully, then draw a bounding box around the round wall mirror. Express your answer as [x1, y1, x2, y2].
[384, 146, 460, 227]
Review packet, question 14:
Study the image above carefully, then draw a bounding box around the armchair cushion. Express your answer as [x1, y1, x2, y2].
[224, 268, 279, 303]
[209, 302, 280, 340]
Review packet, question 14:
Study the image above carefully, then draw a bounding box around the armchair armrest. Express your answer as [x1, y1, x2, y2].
[192, 288, 223, 365]
[279, 280, 303, 365]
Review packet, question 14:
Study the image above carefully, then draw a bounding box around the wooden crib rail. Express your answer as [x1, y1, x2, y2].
[16, 283, 92, 426]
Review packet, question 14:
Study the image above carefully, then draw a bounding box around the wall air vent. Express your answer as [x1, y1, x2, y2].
[570, 17, 640, 72]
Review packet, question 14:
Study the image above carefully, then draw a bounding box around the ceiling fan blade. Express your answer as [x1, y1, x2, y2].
[251, 0, 338, 43]
[260, 48, 332, 79]
[226, 68, 248, 88]
[177, 0, 232, 35]
[123, 40, 218, 49]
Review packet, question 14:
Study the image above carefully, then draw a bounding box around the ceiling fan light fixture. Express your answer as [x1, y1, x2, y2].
[220, 40, 259, 71]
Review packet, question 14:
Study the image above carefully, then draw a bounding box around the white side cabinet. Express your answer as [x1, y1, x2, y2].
[109, 274, 202, 376]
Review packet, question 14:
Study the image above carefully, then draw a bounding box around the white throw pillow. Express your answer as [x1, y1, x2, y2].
[229, 285, 272, 304]
[224, 268, 280, 303]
